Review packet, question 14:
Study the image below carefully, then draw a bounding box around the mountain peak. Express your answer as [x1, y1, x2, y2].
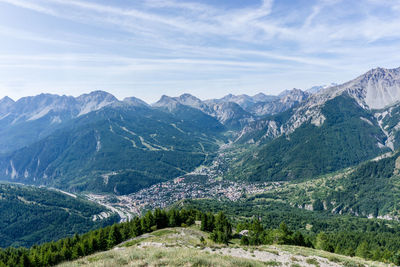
[123, 96, 149, 107]
[154, 95, 176, 103]
[306, 83, 338, 94]
[77, 91, 119, 116]
[176, 93, 206, 110]
[312, 66, 400, 110]
[0, 96, 15, 116]
[0, 96, 15, 104]
[342, 66, 400, 109]
[77, 90, 117, 100]
[179, 93, 197, 99]
[278, 88, 303, 97]
[153, 95, 180, 111]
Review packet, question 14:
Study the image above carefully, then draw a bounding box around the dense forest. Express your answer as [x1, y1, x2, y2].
[251, 152, 400, 218]
[184, 199, 400, 264]
[1, 205, 400, 266]
[0, 208, 232, 266]
[0, 184, 118, 247]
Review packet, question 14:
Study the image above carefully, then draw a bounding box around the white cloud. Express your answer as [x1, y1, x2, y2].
[0, 0, 399, 100]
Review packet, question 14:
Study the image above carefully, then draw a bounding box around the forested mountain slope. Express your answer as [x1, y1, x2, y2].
[229, 94, 389, 182]
[0, 183, 118, 247]
[0, 105, 225, 194]
[256, 151, 400, 219]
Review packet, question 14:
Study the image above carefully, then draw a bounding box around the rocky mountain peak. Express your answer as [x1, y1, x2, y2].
[123, 96, 149, 107]
[319, 67, 400, 110]
[306, 83, 338, 94]
[77, 90, 117, 103]
[152, 95, 181, 111]
[279, 88, 310, 103]
[252, 93, 278, 102]
[154, 95, 177, 104]
[0, 96, 15, 115]
[0, 96, 15, 104]
[176, 93, 206, 110]
[76, 91, 119, 116]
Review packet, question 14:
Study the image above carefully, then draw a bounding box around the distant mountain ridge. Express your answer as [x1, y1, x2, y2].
[0, 91, 122, 153]
[306, 83, 337, 94]
[231, 67, 400, 183]
[0, 91, 118, 122]
[153, 89, 310, 128]
[2, 66, 400, 196]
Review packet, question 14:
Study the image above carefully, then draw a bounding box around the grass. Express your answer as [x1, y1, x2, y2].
[59, 247, 271, 267]
[264, 260, 282, 266]
[58, 227, 391, 267]
[306, 257, 320, 267]
[279, 245, 388, 267]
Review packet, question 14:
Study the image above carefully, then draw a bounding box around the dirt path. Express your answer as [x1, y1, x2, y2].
[204, 246, 342, 267]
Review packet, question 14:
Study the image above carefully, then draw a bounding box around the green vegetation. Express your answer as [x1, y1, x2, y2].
[60, 246, 272, 267]
[58, 226, 385, 267]
[380, 103, 400, 150]
[184, 199, 400, 264]
[230, 94, 389, 182]
[0, 183, 118, 248]
[0, 106, 226, 194]
[0, 205, 396, 266]
[0, 208, 232, 266]
[254, 152, 400, 218]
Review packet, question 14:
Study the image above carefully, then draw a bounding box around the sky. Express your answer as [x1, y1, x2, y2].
[0, 0, 400, 103]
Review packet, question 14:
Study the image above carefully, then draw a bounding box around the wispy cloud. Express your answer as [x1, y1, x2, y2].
[0, 0, 399, 101]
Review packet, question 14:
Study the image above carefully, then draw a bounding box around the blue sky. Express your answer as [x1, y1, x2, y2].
[0, 0, 400, 103]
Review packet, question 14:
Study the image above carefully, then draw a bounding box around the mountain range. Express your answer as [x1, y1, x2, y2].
[1, 67, 400, 198]
[2, 66, 400, 267]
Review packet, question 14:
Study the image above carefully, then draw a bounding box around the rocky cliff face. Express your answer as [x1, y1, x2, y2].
[284, 67, 400, 135]
[317, 67, 400, 110]
[236, 67, 400, 150]
[249, 89, 310, 116]
[153, 93, 254, 129]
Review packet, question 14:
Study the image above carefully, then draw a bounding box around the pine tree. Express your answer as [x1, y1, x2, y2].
[60, 244, 72, 261]
[131, 217, 143, 237]
[72, 244, 83, 259]
[141, 211, 154, 232]
[107, 224, 122, 249]
[98, 228, 108, 250]
[211, 212, 232, 244]
[315, 232, 333, 252]
[168, 210, 178, 227]
[19, 253, 31, 267]
[31, 252, 41, 267]
[89, 236, 98, 253]
[154, 209, 167, 229]
[356, 241, 370, 259]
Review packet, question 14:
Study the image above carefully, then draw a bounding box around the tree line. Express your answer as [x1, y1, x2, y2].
[236, 219, 400, 265]
[0, 208, 231, 267]
[1, 206, 400, 266]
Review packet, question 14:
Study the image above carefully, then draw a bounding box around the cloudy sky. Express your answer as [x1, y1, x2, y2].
[0, 0, 399, 103]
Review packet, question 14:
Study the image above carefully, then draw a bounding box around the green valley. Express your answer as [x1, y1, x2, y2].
[0, 183, 118, 248]
[0, 105, 226, 195]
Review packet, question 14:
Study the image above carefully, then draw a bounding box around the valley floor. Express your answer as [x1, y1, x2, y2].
[58, 227, 391, 267]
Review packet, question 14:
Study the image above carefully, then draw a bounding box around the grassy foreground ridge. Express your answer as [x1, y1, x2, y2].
[1, 207, 399, 266]
[60, 227, 390, 267]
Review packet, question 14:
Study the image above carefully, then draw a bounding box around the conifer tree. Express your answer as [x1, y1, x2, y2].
[107, 224, 122, 249]
[98, 228, 108, 250]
